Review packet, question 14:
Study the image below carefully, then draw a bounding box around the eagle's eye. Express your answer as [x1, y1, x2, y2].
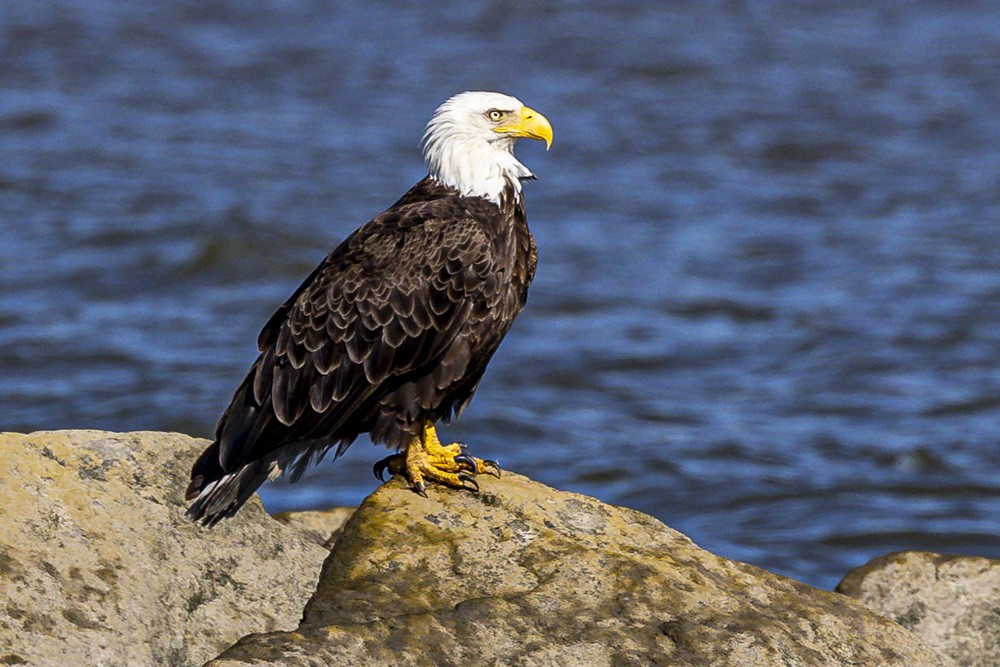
[487, 109, 504, 122]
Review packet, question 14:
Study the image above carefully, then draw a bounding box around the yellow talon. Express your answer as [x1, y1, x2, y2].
[371, 420, 501, 494]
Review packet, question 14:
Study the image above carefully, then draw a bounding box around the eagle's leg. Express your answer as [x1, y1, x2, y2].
[372, 421, 500, 495]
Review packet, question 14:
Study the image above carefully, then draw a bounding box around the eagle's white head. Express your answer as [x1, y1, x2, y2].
[422, 91, 553, 205]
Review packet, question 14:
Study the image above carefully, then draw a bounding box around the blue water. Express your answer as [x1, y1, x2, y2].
[3, 1, 1000, 590]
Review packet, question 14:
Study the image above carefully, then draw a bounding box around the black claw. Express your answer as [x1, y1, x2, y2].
[413, 481, 428, 498]
[458, 473, 479, 493]
[454, 454, 478, 473]
[482, 459, 502, 478]
[373, 457, 390, 482]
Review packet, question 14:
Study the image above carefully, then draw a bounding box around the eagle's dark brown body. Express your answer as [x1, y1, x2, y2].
[186, 176, 536, 525]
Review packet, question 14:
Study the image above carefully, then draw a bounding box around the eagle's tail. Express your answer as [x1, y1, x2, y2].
[185, 376, 275, 527]
[185, 446, 271, 527]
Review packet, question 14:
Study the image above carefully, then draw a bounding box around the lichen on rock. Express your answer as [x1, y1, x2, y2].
[0, 430, 329, 667]
[0, 430, 958, 667]
[209, 472, 947, 667]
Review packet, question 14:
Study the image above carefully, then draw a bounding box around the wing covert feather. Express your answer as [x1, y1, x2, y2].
[261, 209, 495, 439]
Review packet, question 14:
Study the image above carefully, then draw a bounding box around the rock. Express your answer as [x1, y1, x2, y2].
[0, 430, 328, 667]
[838, 551, 1000, 667]
[272, 508, 356, 549]
[209, 472, 946, 667]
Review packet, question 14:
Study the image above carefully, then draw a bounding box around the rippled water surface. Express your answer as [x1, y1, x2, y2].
[3, 1, 1000, 589]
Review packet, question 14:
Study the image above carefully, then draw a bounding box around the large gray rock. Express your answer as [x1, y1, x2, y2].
[209, 472, 947, 667]
[0, 430, 328, 667]
[838, 551, 1000, 667]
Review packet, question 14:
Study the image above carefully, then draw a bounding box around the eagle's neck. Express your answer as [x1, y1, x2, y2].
[422, 134, 533, 205]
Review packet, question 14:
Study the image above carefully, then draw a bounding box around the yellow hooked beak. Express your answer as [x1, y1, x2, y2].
[495, 106, 553, 150]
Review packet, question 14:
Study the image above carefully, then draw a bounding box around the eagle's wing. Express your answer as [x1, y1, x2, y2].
[186, 200, 499, 522]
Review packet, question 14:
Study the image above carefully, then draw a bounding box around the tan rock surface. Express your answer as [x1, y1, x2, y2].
[272, 507, 356, 549]
[838, 551, 1000, 667]
[210, 472, 946, 667]
[0, 430, 328, 667]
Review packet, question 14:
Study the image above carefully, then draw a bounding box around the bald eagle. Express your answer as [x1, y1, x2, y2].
[186, 92, 553, 526]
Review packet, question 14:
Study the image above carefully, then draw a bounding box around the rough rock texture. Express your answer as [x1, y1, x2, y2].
[0, 430, 328, 667]
[272, 508, 356, 549]
[209, 472, 946, 667]
[839, 551, 1000, 667]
